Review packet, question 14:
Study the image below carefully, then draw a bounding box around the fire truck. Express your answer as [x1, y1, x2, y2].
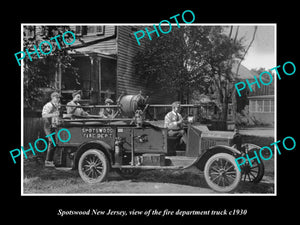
[53, 93, 264, 192]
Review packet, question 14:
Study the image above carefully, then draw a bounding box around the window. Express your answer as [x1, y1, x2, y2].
[75, 26, 83, 35]
[23, 26, 35, 38]
[249, 100, 256, 112]
[100, 58, 117, 103]
[75, 26, 105, 36]
[270, 100, 274, 112]
[87, 26, 104, 35]
[257, 100, 263, 112]
[249, 99, 274, 113]
[264, 100, 270, 112]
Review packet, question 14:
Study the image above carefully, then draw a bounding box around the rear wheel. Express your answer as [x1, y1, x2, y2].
[240, 150, 264, 183]
[204, 153, 241, 192]
[78, 149, 109, 184]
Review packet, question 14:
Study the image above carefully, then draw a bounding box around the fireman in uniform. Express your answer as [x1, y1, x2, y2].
[164, 101, 187, 144]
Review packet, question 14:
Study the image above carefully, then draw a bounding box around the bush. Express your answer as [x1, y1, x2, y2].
[236, 105, 268, 127]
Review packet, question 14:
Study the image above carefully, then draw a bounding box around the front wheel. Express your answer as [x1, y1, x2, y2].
[204, 153, 241, 192]
[78, 149, 109, 184]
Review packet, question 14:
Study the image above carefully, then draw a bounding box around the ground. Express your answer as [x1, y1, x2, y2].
[23, 158, 274, 194]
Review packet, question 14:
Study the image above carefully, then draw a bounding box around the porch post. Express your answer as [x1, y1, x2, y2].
[55, 57, 62, 92]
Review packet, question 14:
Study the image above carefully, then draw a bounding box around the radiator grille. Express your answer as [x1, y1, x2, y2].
[201, 139, 217, 150]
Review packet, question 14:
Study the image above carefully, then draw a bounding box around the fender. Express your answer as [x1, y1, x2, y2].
[242, 143, 261, 151]
[194, 145, 241, 171]
[74, 140, 114, 169]
[209, 145, 241, 155]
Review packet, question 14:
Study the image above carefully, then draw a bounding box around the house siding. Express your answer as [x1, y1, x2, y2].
[116, 26, 176, 104]
[116, 26, 145, 97]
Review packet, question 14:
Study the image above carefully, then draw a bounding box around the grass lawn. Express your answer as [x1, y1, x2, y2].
[23, 156, 274, 194]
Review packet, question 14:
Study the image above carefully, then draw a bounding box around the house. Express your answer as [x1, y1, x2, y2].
[23, 25, 177, 143]
[199, 61, 275, 129]
[24, 25, 176, 109]
[233, 62, 275, 126]
[248, 95, 274, 125]
[60, 25, 176, 106]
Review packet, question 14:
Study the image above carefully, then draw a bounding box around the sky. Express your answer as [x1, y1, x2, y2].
[229, 25, 276, 70]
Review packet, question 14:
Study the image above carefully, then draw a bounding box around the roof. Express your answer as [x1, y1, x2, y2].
[231, 61, 259, 80]
[70, 39, 117, 59]
[248, 95, 274, 99]
[67, 26, 117, 58]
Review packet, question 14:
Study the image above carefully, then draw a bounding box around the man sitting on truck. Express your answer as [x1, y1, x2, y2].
[99, 98, 115, 118]
[66, 90, 89, 117]
[164, 101, 187, 144]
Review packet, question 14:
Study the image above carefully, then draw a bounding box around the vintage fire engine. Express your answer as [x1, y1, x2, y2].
[54, 93, 264, 193]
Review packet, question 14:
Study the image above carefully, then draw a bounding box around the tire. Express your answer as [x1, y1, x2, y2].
[78, 149, 109, 184]
[116, 168, 141, 179]
[240, 150, 265, 183]
[204, 153, 241, 192]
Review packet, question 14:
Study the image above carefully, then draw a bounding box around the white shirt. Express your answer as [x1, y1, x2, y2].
[42, 101, 59, 117]
[164, 110, 183, 129]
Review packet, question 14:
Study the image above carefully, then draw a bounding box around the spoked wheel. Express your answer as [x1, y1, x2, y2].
[78, 149, 109, 184]
[204, 153, 241, 192]
[116, 168, 141, 179]
[240, 151, 264, 183]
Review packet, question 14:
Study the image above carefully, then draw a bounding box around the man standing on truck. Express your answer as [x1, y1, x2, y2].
[42, 91, 60, 168]
[164, 101, 187, 144]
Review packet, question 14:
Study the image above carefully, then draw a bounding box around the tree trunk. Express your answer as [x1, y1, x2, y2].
[177, 90, 182, 102]
[220, 99, 229, 131]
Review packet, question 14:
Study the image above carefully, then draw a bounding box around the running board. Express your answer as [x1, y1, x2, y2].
[166, 156, 197, 167]
[112, 156, 197, 170]
[112, 165, 184, 170]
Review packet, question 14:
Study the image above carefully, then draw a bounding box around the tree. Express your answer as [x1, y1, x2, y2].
[198, 26, 245, 126]
[23, 26, 79, 110]
[134, 26, 245, 129]
[231, 26, 257, 121]
[134, 26, 211, 102]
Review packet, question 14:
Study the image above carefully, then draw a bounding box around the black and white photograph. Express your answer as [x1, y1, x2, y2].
[21, 24, 276, 195]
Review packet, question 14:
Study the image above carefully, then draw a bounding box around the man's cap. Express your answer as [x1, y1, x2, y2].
[105, 98, 114, 104]
[72, 90, 82, 98]
[172, 101, 181, 108]
[51, 91, 61, 98]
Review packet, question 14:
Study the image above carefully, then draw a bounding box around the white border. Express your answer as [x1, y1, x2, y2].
[21, 24, 24, 194]
[21, 23, 277, 196]
[274, 23, 277, 197]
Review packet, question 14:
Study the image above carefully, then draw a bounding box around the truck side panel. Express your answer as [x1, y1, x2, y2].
[117, 127, 168, 154]
[57, 126, 116, 148]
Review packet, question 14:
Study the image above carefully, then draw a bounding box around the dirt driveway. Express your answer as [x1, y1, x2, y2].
[23, 159, 274, 195]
